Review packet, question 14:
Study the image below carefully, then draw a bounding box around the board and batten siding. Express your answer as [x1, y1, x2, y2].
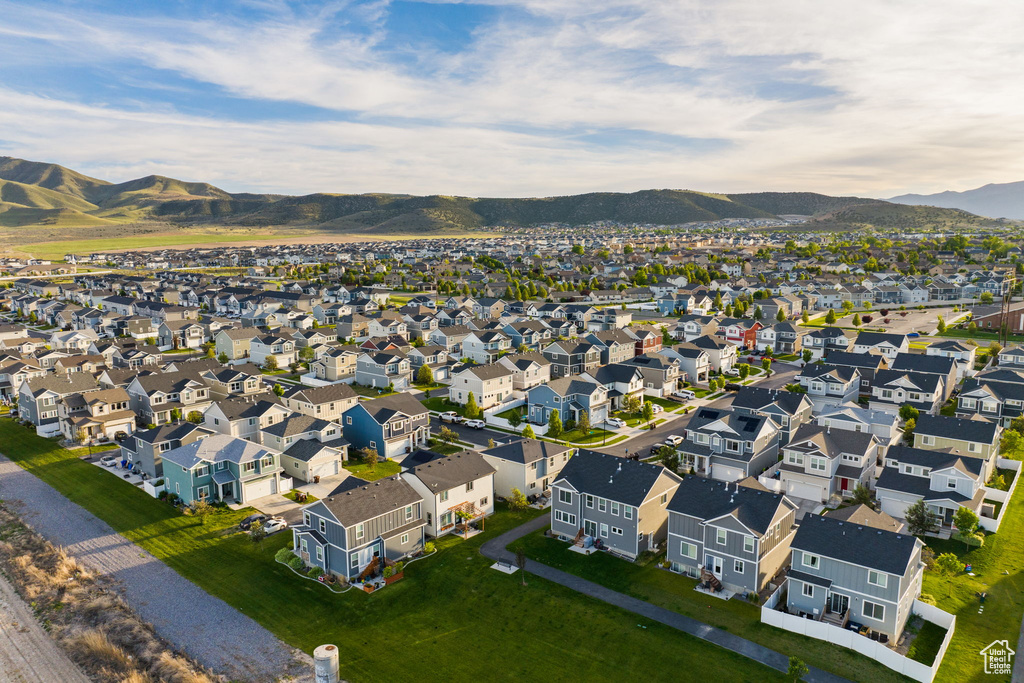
[346, 502, 421, 547]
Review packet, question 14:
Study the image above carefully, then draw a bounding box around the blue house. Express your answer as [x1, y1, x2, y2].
[526, 376, 610, 427]
[342, 393, 430, 462]
[161, 434, 282, 505]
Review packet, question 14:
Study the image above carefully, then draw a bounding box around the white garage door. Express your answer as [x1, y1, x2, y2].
[711, 464, 745, 482]
[312, 460, 338, 478]
[878, 496, 908, 519]
[245, 477, 277, 501]
[786, 480, 824, 502]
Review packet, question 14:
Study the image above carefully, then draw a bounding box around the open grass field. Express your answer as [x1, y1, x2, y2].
[517, 527, 913, 683]
[0, 420, 782, 683]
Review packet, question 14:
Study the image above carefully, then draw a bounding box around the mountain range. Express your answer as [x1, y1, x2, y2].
[887, 181, 1024, 220]
[0, 156, 1003, 234]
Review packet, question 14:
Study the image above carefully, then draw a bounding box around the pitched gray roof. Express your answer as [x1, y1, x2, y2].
[913, 414, 999, 444]
[791, 514, 920, 576]
[282, 382, 358, 405]
[667, 476, 793, 535]
[406, 451, 495, 491]
[482, 438, 573, 465]
[553, 449, 680, 507]
[160, 434, 276, 470]
[318, 475, 423, 527]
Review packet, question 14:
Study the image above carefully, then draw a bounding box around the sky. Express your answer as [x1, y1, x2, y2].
[1, 0, 1023, 198]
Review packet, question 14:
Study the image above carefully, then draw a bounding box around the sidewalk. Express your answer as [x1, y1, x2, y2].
[481, 517, 850, 683]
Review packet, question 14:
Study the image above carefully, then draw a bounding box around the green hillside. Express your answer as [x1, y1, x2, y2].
[0, 179, 99, 212]
[726, 192, 873, 216]
[808, 202, 1000, 230]
[0, 156, 110, 200]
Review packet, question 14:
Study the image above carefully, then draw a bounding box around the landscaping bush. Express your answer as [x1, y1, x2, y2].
[307, 567, 325, 580]
[424, 541, 436, 554]
[157, 490, 168, 501]
[287, 555, 305, 571]
[274, 547, 295, 564]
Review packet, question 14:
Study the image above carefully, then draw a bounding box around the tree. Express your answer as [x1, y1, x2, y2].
[737, 363, 750, 380]
[852, 313, 862, 327]
[186, 410, 204, 423]
[264, 355, 278, 371]
[776, 308, 786, 322]
[661, 326, 673, 346]
[936, 315, 946, 334]
[273, 383, 285, 397]
[217, 351, 229, 364]
[547, 411, 563, 439]
[752, 306, 763, 321]
[362, 447, 379, 472]
[825, 309, 837, 325]
[642, 401, 654, 428]
[521, 425, 536, 439]
[514, 544, 528, 586]
[191, 500, 213, 525]
[508, 487, 528, 511]
[852, 484, 873, 507]
[577, 409, 590, 433]
[761, 358, 772, 376]
[623, 244, 634, 255]
[967, 321, 977, 336]
[953, 506, 980, 551]
[249, 521, 267, 548]
[905, 499, 939, 536]
[899, 404, 920, 423]
[416, 364, 434, 386]
[464, 392, 481, 419]
[933, 552, 964, 596]
[841, 300, 855, 315]
[438, 426, 459, 446]
[980, 291, 994, 304]
[903, 417, 916, 444]
[787, 657, 809, 683]
[802, 349, 813, 364]
[204, 344, 215, 358]
[801, 310, 810, 323]
[571, 244, 584, 255]
[298, 345, 316, 364]
[508, 410, 523, 433]
[169, 408, 182, 422]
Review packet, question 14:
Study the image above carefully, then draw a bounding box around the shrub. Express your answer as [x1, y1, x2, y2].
[157, 490, 168, 501]
[287, 556, 305, 571]
[274, 547, 296, 564]
[424, 541, 436, 554]
[307, 567, 325, 580]
[918, 593, 937, 606]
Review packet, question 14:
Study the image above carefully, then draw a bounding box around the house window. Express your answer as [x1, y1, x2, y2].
[947, 479, 957, 489]
[554, 510, 576, 526]
[401, 533, 409, 544]
[480, 497, 488, 506]
[559, 490, 572, 504]
[661, 493, 668, 505]
[716, 528, 728, 545]
[803, 553, 819, 569]
[195, 465, 209, 478]
[598, 498, 607, 512]
[346, 416, 352, 424]
[303, 512, 310, 527]
[466, 481, 475, 493]
[680, 541, 697, 559]
[612, 527, 623, 535]
[863, 600, 885, 621]
[610, 501, 620, 516]
[802, 582, 814, 598]
[405, 505, 413, 521]
[921, 435, 934, 446]
[440, 490, 449, 502]
[734, 560, 744, 574]
[301, 539, 308, 553]
[356, 524, 364, 540]
[351, 555, 359, 568]
[744, 537, 755, 554]
[624, 506, 633, 520]
[599, 523, 608, 538]
[196, 486, 209, 501]
[809, 458, 827, 473]
[319, 519, 326, 534]
[316, 546, 324, 562]
[585, 494, 594, 508]
[868, 570, 887, 588]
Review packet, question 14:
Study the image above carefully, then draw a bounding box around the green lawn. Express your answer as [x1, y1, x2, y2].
[517, 527, 911, 683]
[905, 619, 947, 666]
[0, 421, 783, 683]
[921, 470, 1024, 683]
[351, 383, 397, 398]
[556, 427, 620, 445]
[343, 459, 402, 481]
[420, 396, 467, 415]
[283, 490, 318, 504]
[494, 406, 524, 420]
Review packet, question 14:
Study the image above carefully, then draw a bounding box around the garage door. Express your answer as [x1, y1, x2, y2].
[312, 460, 338, 479]
[785, 480, 824, 502]
[711, 464, 745, 482]
[878, 495, 908, 519]
[245, 477, 277, 501]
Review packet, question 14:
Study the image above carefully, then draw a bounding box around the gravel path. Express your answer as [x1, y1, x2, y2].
[0, 455, 314, 683]
[0, 571, 92, 683]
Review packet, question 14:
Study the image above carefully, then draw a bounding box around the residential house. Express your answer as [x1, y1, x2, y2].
[926, 339, 977, 380]
[496, 351, 552, 391]
[462, 330, 512, 365]
[59, 387, 135, 444]
[402, 451, 496, 536]
[664, 343, 711, 384]
[525, 376, 610, 427]
[677, 408, 780, 481]
[815, 405, 902, 446]
[481, 438, 574, 498]
[852, 331, 910, 361]
[203, 396, 291, 442]
[868, 370, 944, 416]
[550, 450, 683, 560]
[779, 423, 881, 503]
[875, 445, 987, 527]
[690, 334, 738, 373]
[341, 393, 430, 461]
[127, 371, 213, 426]
[912, 414, 1001, 480]
[623, 352, 683, 398]
[355, 350, 412, 390]
[281, 383, 360, 422]
[119, 421, 213, 479]
[161, 434, 282, 505]
[581, 363, 645, 411]
[18, 374, 99, 430]
[542, 340, 601, 378]
[449, 364, 514, 410]
[311, 346, 360, 382]
[250, 334, 296, 368]
[731, 386, 813, 446]
[803, 327, 853, 361]
[797, 364, 861, 413]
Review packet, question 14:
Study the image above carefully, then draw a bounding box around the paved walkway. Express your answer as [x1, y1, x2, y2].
[481, 517, 850, 683]
[0, 455, 313, 683]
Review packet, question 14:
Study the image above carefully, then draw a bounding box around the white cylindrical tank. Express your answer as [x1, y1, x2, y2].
[313, 644, 340, 683]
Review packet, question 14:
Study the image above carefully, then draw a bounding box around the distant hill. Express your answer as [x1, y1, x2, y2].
[0, 155, 995, 234]
[887, 181, 1024, 220]
[805, 201, 1000, 231]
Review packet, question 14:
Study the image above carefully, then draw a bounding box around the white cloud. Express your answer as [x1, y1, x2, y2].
[1, 0, 1023, 196]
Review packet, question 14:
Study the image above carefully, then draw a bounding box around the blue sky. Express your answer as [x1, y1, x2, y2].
[0, 1, 1022, 197]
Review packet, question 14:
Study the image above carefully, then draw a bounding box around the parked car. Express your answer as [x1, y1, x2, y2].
[724, 382, 742, 391]
[649, 404, 664, 414]
[263, 517, 288, 534]
[674, 389, 695, 400]
[605, 417, 627, 428]
[100, 454, 118, 467]
[238, 513, 267, 531]
[465, 419, 486, 429]
[724, 368, 740, 377]
[664, 434, 684, 446]
[439, 411, 463, 423]
[650, 442, 671, 455]
[113, 431, 129, 443]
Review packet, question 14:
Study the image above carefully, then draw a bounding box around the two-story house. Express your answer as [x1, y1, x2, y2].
[542, 340, 601, 378]
[667, 477, 797, 594]
[822, 351, 887, 394]
[797, 364, 861, 413]
[815, 405, 902, 446]
[889, 353, 958, 402]
[250, 334, 296, 368]
[912, 414, 1001, 481]
[623, 352, 683, 397]
[786, 514, 924, 640]
[678, 408, 780, 481]
[496, 351, 552, 390]
[525, 376, 610, 428]
[731, 386, 813, 446]
[852, 331, 910, 361]
[355, 350, 412, 390]
[481, 438, 574, 498]
[119, 421, 213, 478]
[449, 364, 514, 410]
[157, 320, 206, 350]
[868, 370, 944, 416]
[663, 343, 711, 384]
[581, 363, 645, 411]
[803, 327, 853, 361]
[550, 450, 682, 560]
[779, 423, 881, 503]
[18, 374, 99, 431]
[956, 367, 1024, 426]
[341, 393, 430, 461]
[690, 334, 737, 373]
[59, 387, 135, 444]
[293, 475, 426, 580]
[460, 330, 511, 365]
[280, 383, 360, 422]
[402, 451, 496, 537]
[203, 395, 291, 442]
[161, 434, 283, 505]
[926, 339, 977, 381]
[584, 330, 637, 365]
[127, 371, 213, 426]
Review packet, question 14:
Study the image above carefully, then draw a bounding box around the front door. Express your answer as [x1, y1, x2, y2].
[584, 520, 597, 538]
[830, 592, 849, 614]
